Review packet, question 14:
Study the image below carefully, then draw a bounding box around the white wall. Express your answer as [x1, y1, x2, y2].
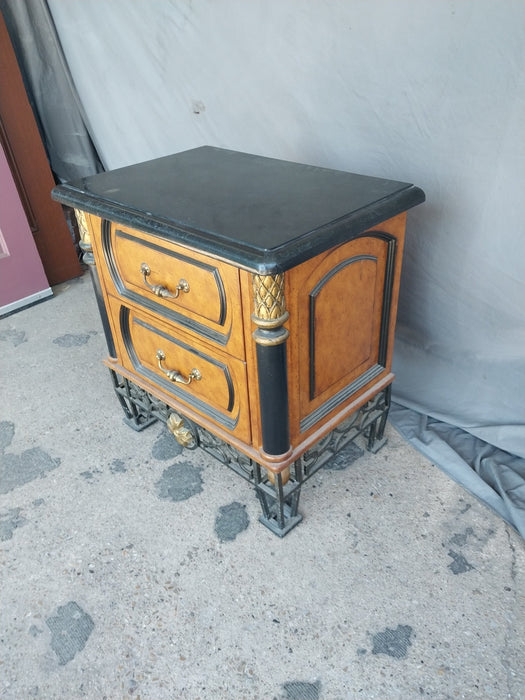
[49, 0, 525, 455]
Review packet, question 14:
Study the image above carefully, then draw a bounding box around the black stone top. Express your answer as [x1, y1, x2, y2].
[52, 146, 425, 274]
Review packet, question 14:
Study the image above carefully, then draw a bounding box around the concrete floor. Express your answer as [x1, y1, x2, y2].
[1, 273, 524, 700]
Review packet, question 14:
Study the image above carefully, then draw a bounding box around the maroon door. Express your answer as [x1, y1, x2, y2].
[0, 12, 81, 288]
[0, 139, 51, 315]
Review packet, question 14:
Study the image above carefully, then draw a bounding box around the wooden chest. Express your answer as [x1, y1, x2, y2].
[52, 147, 424, 535]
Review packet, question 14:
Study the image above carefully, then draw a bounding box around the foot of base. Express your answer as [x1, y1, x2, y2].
[122, 414, 158, 432]
[258, 511, 303, 537]
[366, 436, 388, 454]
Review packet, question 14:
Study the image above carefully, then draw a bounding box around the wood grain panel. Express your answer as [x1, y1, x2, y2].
[286, 213, 407, 441]
[309, 253, 379, 398]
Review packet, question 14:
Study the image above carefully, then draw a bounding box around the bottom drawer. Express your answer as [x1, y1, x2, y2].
[108, 298, 251, 442]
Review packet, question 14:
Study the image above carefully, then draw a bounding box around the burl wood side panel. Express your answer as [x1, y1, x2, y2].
[286, 213, 407, 447]
[307, 240, 385, 399]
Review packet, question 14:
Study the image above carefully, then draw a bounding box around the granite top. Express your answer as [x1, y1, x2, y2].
[52, 146, 425, 273]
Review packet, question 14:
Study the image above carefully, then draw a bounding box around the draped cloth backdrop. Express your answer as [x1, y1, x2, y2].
[3, 0, 523, 535]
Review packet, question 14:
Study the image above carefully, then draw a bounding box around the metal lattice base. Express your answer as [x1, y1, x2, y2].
[110, 370, 166, 431]
[110, 370, 391, 536]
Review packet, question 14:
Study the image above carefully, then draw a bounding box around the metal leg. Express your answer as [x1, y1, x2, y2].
[254, 465, 303, 537]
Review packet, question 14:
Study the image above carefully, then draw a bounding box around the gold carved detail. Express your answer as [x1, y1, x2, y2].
[167, 413, 197, 448]
[253, 327, 289, 346]
[251, 273, 289, 328]
[74, 208, 95, 265]
[74, 208, 90, 247]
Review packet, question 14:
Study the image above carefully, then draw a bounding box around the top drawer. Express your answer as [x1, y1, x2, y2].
[94, 221, 245, 357]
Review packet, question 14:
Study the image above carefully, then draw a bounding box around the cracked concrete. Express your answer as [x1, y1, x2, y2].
[0, 274, 524, 699]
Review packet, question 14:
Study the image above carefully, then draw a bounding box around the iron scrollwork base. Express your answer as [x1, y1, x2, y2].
[110, 369, 391, 536]
[110, 370, 163, 431]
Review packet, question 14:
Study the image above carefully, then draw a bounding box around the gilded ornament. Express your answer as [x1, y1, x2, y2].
[74, 208, 90, 247]
[252, 273, 287, 322]
[167, 412, 198, 448]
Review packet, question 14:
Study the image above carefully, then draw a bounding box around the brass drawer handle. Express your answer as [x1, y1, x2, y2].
[141, 263, 189, 299]
[156, 350, 202, 385]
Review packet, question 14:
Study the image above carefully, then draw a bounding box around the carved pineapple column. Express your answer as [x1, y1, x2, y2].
[74, 208, 93, 265]
[251, 273, 292, 472]
[74, 209, 116, 359]
[251, 272, 303, 535]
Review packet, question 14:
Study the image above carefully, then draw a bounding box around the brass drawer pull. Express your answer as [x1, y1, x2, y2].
[156, 349, 202, 384]
[141, 263, 189, 299]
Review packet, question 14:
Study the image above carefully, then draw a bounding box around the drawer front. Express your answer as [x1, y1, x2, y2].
[97, 221, 244, 357]
[109, 298, 251, 442]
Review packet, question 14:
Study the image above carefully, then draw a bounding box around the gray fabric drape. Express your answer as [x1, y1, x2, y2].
[390, 404, 525, 538]
[0, 0, 103, 182]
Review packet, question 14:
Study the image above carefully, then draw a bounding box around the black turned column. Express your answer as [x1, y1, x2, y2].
[252, 273, 302, 536]
[74, 210, 116, 358]
[251, 273, 291, 461]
